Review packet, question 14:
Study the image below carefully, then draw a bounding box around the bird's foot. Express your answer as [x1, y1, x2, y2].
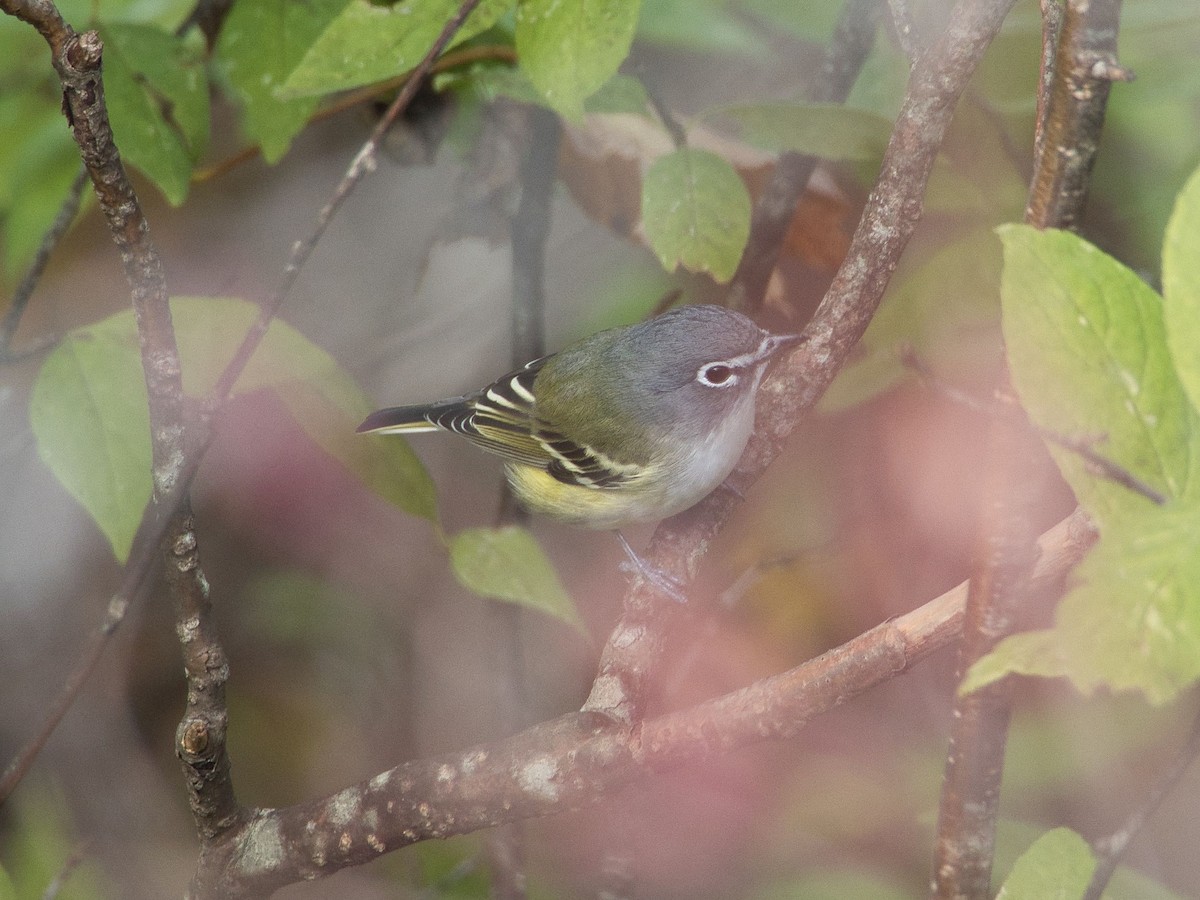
[615, 531, 688, 603]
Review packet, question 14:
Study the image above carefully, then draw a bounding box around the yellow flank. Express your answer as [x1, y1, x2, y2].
[505, 463, 661, 529]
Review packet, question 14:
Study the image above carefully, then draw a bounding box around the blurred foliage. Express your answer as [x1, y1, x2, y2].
[0, 782, 109, 900]
[448, 526, 584, 629]
[30, 297, 434, 561]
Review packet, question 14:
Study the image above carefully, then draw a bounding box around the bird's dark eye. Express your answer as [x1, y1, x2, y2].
[699, 364, 734, 386]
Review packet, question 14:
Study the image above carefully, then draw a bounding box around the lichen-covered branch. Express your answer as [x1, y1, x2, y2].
[2, 0, 241, 841]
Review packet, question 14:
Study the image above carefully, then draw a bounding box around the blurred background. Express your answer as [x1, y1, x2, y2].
[2, 0, 1200, 897]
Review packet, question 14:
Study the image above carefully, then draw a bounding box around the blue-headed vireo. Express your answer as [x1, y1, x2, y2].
[358, 304, 803, 528]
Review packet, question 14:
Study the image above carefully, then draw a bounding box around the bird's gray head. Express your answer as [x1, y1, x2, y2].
[628, 303, 798, 386]
[593, 305, 803, 433]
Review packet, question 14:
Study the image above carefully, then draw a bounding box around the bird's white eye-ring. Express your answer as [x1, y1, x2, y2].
[698, 363, 736, 387]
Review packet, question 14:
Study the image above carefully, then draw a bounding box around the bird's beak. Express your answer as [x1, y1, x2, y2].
[762, 332, 806, 359]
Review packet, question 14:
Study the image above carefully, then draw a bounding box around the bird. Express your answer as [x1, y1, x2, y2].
[357, 304, 803, 530]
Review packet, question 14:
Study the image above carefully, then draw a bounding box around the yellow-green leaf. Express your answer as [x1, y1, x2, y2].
[642, 148, 750, 283]
[281, 0, 512, 98]
[101, 23, 209, 205]
[515, 0, 640, 120]
[449, 526, 582, 629]
[1163, 162, 1200, 416]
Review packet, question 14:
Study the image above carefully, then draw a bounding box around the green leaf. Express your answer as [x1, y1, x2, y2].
[964, 502, 1200, 704]
[998, 225, 1200, 522]
[278, 379, 436, 521]
[1163, 162, 1200, 416]
[31, 297, 434, 561]
[515, 0, 640, 121]
[714, 103, 893, 163]
[31, 318, 153, 563]
[642, 148, 750, 282]
[281, 0, 512, 99]
[100, 22, 209, 205]
[0, 93, 82, 281]
[995, 828, 1094, 900]
[214, 0, 344, 163]
[637, 0, 761, 53]
[448, 526, 582, 629]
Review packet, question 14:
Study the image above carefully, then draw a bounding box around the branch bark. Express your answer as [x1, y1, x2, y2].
[1025, 0, 1132, 230]
[186, 510, 1093, 896]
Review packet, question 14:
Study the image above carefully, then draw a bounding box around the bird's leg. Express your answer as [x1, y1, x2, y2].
[614, 531, 688, 604]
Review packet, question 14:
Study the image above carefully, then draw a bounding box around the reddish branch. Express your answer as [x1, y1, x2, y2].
[931, 1, 1128, 897]
[583, 0, 1023, 727]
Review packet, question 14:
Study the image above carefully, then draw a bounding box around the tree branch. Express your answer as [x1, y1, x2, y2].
[583, 0, 1022, 728]
[0, 0, 211, 810]
[1025, 0, 1132, 230]
[930, 413, 1046, 899]
[0, 166, 86, 362]
[931, 2, 1127, 895]
[186, 509, 1093, 896]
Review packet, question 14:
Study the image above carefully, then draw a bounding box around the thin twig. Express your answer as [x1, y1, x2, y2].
[1083, 704, 1200, 900]
[583, 0, 1022, 727]
[210, 0, 486, 403]
[904, 351, 1166, 505]
[0, 166, 87, 360]
[0, 589, 151, 805]
[40, 839, 91, 900]
[727, 0, 881, 315]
